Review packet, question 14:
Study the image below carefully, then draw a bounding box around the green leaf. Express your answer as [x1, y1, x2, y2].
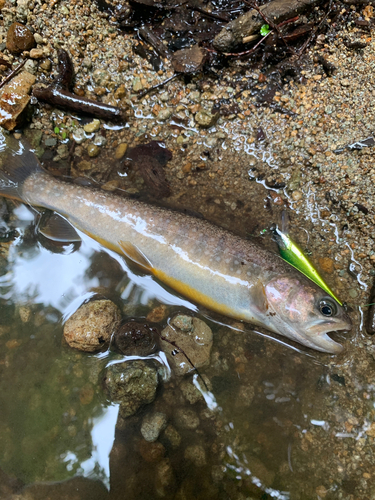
[61, 131, 67, 140]
[54, 126, 60, 134]
[260, 24, 270, 36]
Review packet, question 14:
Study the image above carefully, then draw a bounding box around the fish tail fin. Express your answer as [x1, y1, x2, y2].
[0, 129, 43, 201]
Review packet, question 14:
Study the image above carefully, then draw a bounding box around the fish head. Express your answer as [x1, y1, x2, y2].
[264, 276, 352, 353]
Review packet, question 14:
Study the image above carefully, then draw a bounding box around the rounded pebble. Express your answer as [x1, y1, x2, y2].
[6, 22, 35, 54]
[63, 299, 121, 352]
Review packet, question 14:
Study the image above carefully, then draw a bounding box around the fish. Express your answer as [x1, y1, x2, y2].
[0, 130, 351, 354]
[272, 223, 342, 306]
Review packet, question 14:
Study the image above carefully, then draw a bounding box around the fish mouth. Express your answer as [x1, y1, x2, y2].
[305, 319, 352, 354]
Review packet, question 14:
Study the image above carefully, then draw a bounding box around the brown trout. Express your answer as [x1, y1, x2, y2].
[0, 131, 351, 353]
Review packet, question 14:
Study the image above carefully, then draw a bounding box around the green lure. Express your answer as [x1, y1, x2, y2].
[274, 227, 342, 306]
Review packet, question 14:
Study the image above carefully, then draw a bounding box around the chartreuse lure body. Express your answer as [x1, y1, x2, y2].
[273, 227, 342, 306]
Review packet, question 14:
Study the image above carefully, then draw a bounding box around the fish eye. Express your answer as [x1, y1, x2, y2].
[319, 299, 337, 317]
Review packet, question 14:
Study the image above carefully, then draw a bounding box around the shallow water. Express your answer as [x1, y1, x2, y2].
[0, 174, 371, 500]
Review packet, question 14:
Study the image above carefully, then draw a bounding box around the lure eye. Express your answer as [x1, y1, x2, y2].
[319, 299, 337, 317]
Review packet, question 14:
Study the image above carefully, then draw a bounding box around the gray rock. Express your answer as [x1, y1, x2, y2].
[104, 360, 158, 418]
[160, 315, 213, 376]
[195, 109, 219, 128]
[72, 128, 86, 144]
[157, 108, 172, 121]
[63, 299, 120, 352]
[141, 412, 167, 442]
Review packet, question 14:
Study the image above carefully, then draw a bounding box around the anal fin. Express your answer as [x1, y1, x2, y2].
[38, 212, 81, 242]
[119, 240, 153, 272]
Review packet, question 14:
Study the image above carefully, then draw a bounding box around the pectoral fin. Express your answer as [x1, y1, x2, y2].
[119, 240, 153, 272]
[250, 281, 269, 314]
[38, 212, 81, 242]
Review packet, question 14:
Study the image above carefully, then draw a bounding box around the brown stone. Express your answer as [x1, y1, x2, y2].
[138, 440, 166, 462]
[0, 71, 36, 130]
[29, 48, 44, 59]
[6, 22, 35, 54]
[63, 299, 121, 352]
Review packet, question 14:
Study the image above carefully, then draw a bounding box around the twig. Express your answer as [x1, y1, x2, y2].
[224, 16, 299, 57]
[137, 74, 178, 98]
[187, 4, 229, 22]
[244, 0, 295, 52]
[138, 26, 172, 60]
[224, 30, 273, 56]
[297, 0, 332, 58]
[0, 59, 27, 91]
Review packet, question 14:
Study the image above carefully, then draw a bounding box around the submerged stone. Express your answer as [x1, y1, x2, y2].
[114, 321, 159, 357]
[160, 315, 213, 376]
[104, 360, 158, 418]
[63, 299, 120, 352]
[141, 411, 167, 442]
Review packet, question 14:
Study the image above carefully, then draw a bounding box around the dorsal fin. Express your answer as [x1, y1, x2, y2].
[118, 240, 153, 272]
[38, 212, 81, 242]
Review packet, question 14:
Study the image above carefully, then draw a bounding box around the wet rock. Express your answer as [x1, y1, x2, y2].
[115, 142, 128, 159]
[63, 299, 121, 352]
[141, 411, 167, 442]
[104, 360, 158, 418]
[84, 119, 100, 133]
[291, 190, 303, 201]
[87, 144, 100, 157]
[29, 48, 44, 59]
[179, 378, 203, 404]
[72, 128, 86, 144]
[236, 385, 255, 407]
[247, 455, 275, 486]
[164, 425, 181, 448]
[174, 407, 200, 430]
[113, 321, 159, 356]
[146, 304, 167, 323]
[171, 45, 207, 74]
[155, 459, 176, 498]
[33, 33, 43, 44]
[160, 315, 213, 376]
[157, 108, 172, 121]
[132, 77, 143, 92]
[138, 440, 166, 462]
[6, 22, 35, 54]
[92, 133, 106, 147]
[195, 109, 219, 128]
[39, 59, 51, 71]
[184, 444, 206, 466]
[0, 71, 36, 131]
